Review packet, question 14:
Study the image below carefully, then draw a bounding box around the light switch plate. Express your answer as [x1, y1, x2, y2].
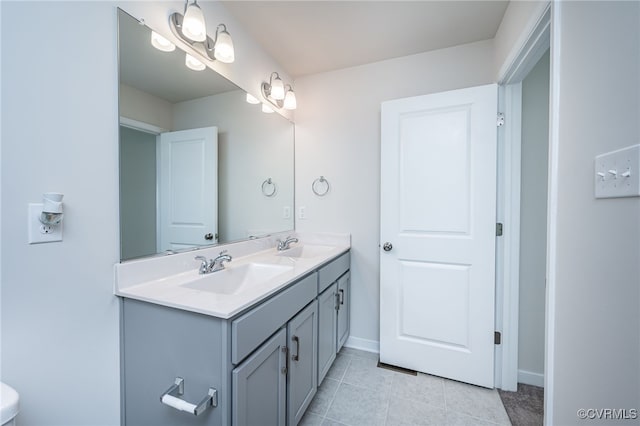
[28, 203, 63, 244]
[594, 144, 640, 198]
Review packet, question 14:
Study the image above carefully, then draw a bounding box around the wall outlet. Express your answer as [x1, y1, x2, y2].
[283, 206, 291, 219]
[298, 206, 306, 219]
[28, 203, 63, 244]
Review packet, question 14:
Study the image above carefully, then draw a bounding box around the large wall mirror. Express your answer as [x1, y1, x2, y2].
[118, 9, 295, 261]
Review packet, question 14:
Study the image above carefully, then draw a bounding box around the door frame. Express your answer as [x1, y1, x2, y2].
[494, 1, 551, 394]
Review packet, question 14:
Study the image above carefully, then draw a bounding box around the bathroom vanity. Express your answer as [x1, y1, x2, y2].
[116, 236, 350, 426]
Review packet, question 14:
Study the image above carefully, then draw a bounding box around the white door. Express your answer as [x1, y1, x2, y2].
[158, 127, 218, 252]
[380, 84, 498, 388]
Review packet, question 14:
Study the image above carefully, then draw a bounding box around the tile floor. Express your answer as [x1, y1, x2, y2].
[300, 347, 512, 426]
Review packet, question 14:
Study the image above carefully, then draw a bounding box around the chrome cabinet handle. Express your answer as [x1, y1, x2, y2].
[383, 242, 393, 251]
[339, 289, 345, 305]
[204, 233, 214, 240]
[291, 336, 300, 361]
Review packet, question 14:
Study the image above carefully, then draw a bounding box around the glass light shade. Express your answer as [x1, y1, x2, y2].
[151, 31, 176, 52]
[246, 93, 260, 104]
[270, 75, 285, 100]
[214, 29, 235, 63]
[262, 104, 274, 113]
[284, 89, 297, 110]
[182, 2, 207, 42]
[185, 53, 205, 71]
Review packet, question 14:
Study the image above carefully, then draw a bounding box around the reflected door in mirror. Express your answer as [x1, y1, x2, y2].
[158, 127, 218, 251]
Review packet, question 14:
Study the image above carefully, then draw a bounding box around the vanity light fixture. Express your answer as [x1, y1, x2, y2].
[261, 72, 297, 110]
[283, 85, 297, 110]
[169, 1, 235, 64]
[151, 31, 176, 52]
[182, 0, 207, 42]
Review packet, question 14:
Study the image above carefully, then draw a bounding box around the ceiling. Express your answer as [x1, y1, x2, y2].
[221, 1, 510, 79]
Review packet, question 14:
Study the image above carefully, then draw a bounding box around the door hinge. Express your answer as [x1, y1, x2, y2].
[497, 113, 505, 127]
[494, 331, 502, 345]
[496, 223, 503, 236]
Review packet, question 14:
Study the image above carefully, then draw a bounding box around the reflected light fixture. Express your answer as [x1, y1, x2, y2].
[185, 53, 205, 71]
[246, 93, 260, 104]
[261, 72, 297, 110]
[151, 31, 176, 52]
[261, 104, 274, 113]
[169, 0, 235, 65]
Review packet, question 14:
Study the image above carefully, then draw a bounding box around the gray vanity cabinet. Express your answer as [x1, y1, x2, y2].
[337, 272, 350, 351]
[317, 282, 337, 384]
[121, 250, 350, 426]
[316, 252, 351, 385]
[232, 328, 287, 426]
[287, 300, 318, 425]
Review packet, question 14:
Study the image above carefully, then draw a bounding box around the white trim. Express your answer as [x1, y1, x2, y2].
[119, 116, 167, 135]
[498, 3, 552, 84]
[518, 369, 545, 388]
[498, 82, 522, 392]
[495, 0, 550, 397]
[344, 336, 379, 354]
[544, 3, 561, 425]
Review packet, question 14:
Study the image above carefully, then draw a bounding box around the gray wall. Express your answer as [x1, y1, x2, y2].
[294, 40, 496, 348]
[173, 91, 295, 242]
[518, 50, 549, 384]
[549, 2, 640, 423]
[0, 2, 293, 424]
[119, 126, 157, 260]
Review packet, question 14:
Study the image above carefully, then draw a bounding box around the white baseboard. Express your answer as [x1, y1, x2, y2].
[518, 369, 544, 387]
[344, 336, 379, 354]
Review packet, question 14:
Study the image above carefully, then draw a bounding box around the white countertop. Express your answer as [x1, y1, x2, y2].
[115, 232, 350, 319]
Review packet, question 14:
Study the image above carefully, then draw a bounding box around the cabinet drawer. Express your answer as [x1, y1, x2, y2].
[232, 273, 317, 365]
[318, 251, 350, 293]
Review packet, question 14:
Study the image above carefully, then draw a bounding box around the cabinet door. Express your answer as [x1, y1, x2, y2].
[317, 283, 337, 384]
[233, 328, 287, 426]
[287, 300, 318, 425]
[337, 272, 350, 351]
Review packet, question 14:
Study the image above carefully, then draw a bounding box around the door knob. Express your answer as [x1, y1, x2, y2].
[383, 242, 393, 252]
[204, 233, 214, 241]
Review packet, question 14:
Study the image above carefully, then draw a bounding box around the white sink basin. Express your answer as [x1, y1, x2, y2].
[277, 245, 334, 259]
[182, 263, 293, 295]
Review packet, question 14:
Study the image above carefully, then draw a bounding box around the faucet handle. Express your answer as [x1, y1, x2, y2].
[195, 255, 208, 262]
[218, 250, 228, 257]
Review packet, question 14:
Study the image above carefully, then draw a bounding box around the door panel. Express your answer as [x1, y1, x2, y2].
[380, 84, 497, 388]
[158, 127, 218, 251]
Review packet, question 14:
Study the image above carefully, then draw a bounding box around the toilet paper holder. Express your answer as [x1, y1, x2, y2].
[160, 377, 217, 416]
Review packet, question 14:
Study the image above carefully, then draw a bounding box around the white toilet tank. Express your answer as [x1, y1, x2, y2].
[0, 382, 19, 426]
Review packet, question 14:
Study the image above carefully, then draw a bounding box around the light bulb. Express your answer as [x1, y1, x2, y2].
[182, 1, 207, 42]
[284, 89, 297, 110]
[270, 74, 285, 100]
[151, 31, 176, 52]
[185, 53, 205, 71]
[214, 27, 235, 63]
[246, 93, 260, 104]
[262, 104, 274, 113]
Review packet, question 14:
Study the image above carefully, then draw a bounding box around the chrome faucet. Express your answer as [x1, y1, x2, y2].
[211, 250, 232, 272]
[194, 250, 233, 274]
[276, 236, 299, 251]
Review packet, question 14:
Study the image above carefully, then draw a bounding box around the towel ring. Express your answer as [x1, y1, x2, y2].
[312, 176, 330, 197]
[262, 178, 277, 197]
